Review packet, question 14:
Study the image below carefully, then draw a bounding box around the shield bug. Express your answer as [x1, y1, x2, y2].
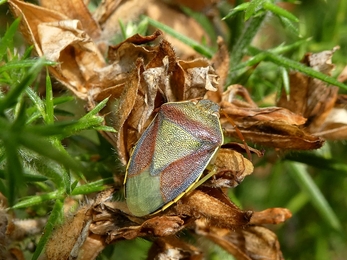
[124, 99, 224, 217]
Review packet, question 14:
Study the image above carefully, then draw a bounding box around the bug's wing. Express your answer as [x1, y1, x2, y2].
[125, 116, 162, 216]
[126, 115, 159, 178]
[126, 139, 218, 217]
[126, 164, 163, 216]
[159, 143, 219, 202]
[126, 115, 220, 216]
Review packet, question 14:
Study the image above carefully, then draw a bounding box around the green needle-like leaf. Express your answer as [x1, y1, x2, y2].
[263, 2, 299, 22]
[0, 58, 47, 113]
[18, 132, 83, 173]
[245, 0, 265, 20]
[71, 177, 115, 195]
[287, 162, 342, 231]
[0, 18, 20, 60]
[223, 3, 250, 20]
[32, 198, 64, 260]
[12, 190, 63, 209]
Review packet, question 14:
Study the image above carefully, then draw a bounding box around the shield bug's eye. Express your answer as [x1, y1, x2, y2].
[124, 99, 224, 217]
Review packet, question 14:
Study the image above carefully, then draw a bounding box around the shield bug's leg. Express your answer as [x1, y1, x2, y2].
[190, 166, 218, 191]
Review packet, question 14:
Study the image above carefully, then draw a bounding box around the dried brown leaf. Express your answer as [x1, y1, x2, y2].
[250, 208, 292, 225]
[306, 46, 339, 74]
[9, 0, 106, 99]
[208, 37, 230, 102]
[277, 47, 340, 133]
[40, 0, 101, 39]
[90, 201, 186, 243]
[314, 108, 347, 139]
[222, 84, 258, 108]
[224, 121, 324, 150]
[77, 233, 106, 260]
[221, 103, 307, 126]
[240, 226, 284, 260]
[313, 94, 347, 139]
[107, 30, 163, 62]
[218, 85, 324, 150]
[107, 61, 143, 166]
[210, 148, 254, 188]
[178, 58, 219, 99]
[174, 189, 252, 229]
[196, 224, 284, 260]
[9, 0, 67, 49]
[92, 0, 122, 26]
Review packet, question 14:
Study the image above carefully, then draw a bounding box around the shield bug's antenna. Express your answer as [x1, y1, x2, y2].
[221, 109, 252, 161]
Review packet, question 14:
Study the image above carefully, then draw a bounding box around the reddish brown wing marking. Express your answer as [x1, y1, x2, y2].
[161, 102, 221, 142]
[160, 146, 217, 201]
[126, 114, 160, 177]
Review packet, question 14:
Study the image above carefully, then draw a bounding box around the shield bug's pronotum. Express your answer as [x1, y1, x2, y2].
[124, 99, 224, 217]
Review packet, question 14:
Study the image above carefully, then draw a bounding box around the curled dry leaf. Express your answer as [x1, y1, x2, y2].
[9, 0, 106, 99]
[97, 0, 211, 57]
[196, 221, 285, 260]
[220, 85, 324, 150]
[315, 90, 347, 140]
[278, 47, 347, 140]
[316, 108, 347, 140]
[208, 36, 230, 100]
[210, 148, 254, 188]
[77, 233, 107, 260]
[173, 189, 253, 230]
[92, 0, 122, 26]
[39, 0, 102, 40]
[250, 208, 292, 225]
[337, 65, 347, 83]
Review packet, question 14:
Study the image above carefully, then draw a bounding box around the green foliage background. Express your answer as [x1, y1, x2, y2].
[0, 0, 346, 259]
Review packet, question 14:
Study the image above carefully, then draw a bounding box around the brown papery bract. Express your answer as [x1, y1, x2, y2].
[278, 47, 347, 140]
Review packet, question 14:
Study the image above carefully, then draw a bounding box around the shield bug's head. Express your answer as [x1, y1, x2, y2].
[196, 99, 220, 116]
[124, 99, 223, 217]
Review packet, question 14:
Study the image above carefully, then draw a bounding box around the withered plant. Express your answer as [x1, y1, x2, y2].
[1, 0, 346, 259]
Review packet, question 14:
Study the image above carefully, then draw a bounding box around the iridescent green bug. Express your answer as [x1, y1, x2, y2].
[124, 99, 224, 217]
